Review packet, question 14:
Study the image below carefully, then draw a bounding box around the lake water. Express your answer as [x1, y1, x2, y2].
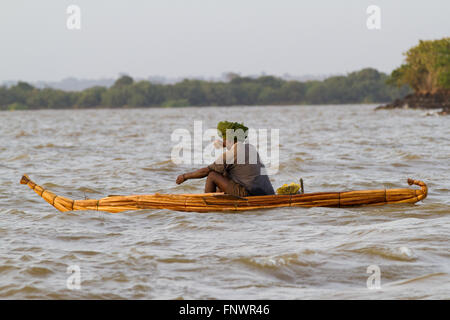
[0, 105, 449, 299]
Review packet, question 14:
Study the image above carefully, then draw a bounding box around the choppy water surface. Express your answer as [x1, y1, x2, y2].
[0, 105, 449, 299]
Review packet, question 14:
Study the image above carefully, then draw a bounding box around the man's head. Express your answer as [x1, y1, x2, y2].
[217, 121, 248, 146]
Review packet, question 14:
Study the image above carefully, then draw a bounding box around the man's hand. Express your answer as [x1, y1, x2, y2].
[176, 174, 186, 184]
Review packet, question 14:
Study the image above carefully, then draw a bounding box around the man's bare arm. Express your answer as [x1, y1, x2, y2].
[176, 167, 210, 184]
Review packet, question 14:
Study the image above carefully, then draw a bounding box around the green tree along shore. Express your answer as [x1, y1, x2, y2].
[388, 38, 449, 94]
[0, 68, 410, 111]
[379, 37, 449, 112]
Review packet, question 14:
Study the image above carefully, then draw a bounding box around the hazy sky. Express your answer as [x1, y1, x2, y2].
[0, 0, 448, 82]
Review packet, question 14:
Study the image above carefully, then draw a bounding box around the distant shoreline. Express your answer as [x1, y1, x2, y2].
[1, 102, 385, 112]
[1, 68, 410, 111]
[376, 91, 450, 115]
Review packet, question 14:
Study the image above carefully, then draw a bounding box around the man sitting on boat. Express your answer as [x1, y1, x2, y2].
[176, 121, 275, 197]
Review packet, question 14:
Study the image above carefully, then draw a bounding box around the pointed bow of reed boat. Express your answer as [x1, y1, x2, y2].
[20, 174, 74, 212]
[21, 174, 428, 213]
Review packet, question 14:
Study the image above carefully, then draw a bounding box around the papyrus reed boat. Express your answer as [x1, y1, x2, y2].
[20, 174, 427, 213]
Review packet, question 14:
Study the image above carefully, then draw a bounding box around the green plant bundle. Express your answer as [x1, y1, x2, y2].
[276, 183, 301, 195]
[217, 121, 249, 141]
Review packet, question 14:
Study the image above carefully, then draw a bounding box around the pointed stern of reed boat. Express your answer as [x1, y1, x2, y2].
[381, 178, 428, 205]
[407, 178, 428, 201]
[20, 174, 74, 212]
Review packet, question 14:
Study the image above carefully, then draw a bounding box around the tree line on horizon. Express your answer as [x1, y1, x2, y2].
[0, 68, 410, 111]
[2, 37, 448, 111]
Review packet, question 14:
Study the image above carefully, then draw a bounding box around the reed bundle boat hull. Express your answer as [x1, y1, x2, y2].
[20, 175, 427, 213]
